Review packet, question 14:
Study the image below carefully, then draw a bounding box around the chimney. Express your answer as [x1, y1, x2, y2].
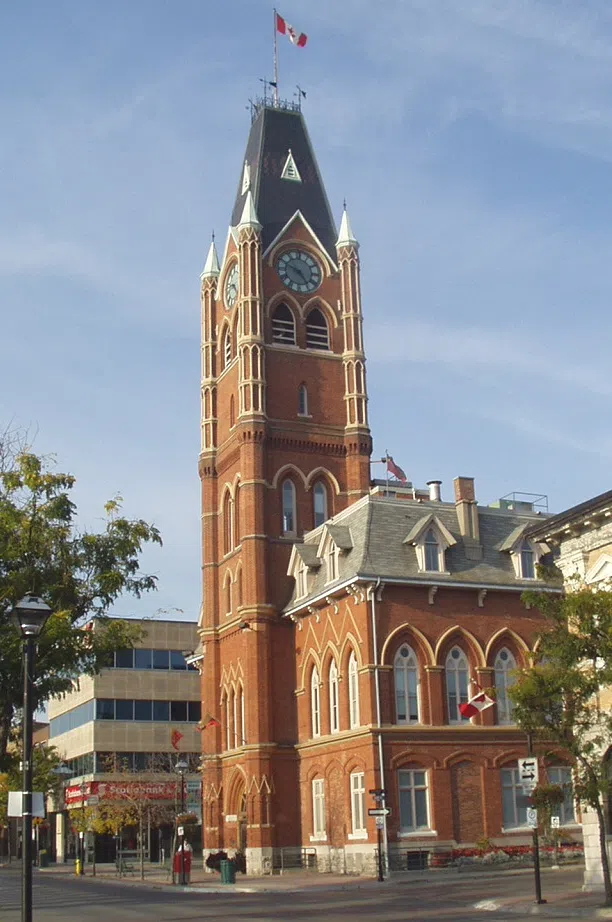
[453, 476, 481, 554]
[427, 480, 442, 502]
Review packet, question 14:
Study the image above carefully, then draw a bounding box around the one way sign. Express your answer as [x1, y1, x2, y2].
[518, 757, 539, 787]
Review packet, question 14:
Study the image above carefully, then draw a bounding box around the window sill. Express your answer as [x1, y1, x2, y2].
[348, 832, 368, 841]
[501, 826, 530, 833]
[398, 830, 437, 838]
[309, 835, 327, 843]
[297, 413, 312, 419]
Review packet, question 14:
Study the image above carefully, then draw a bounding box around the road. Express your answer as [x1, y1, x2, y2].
[0, 865, 590, 922]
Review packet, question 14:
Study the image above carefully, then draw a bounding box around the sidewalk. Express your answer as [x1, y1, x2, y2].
[32, 860, 369, 893]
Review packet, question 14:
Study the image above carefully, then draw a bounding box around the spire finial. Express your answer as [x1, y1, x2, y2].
[201, 236, 220, 279]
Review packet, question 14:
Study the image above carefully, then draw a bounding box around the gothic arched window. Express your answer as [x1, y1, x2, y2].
[224, 573, 232, 616]
[394, 644, 419, 723]
[494, 648, 516, 725]
[298, 383, 308, 416]
[329, 660, 339, 734]
[305, 308, 329, 350]
[281, 479, 297, 535]
[311, 666, 321, 738]
[348, 652, 360, 728]
[272, 303, 296, 344]
[223, 492, 234, 556]
[223, 328, 232, 368]
[313, 481, 327, 528]
[235, 565, 243, 609]
[446, 646, 469, 723]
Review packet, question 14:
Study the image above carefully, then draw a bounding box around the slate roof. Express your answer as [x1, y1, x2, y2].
[285, 496, 556, 612]
[231, 105, 338, 261]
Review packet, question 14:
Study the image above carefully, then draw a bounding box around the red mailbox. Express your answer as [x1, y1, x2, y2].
[173, 843, 192, 884]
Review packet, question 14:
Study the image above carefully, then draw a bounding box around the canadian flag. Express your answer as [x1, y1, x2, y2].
[276, 13, 308, 47]
[458, 691, 495, 720]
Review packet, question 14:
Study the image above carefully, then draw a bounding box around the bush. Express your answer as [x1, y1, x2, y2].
[233, 851, 246, 874]
[205, 850, 228, 872]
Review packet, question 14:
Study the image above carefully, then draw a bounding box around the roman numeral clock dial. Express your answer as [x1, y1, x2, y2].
[276, 250, 322, 293]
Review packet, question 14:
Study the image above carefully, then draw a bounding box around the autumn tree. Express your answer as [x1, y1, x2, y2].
[0, 444, 162, 766]
[510, 582, 612, 905]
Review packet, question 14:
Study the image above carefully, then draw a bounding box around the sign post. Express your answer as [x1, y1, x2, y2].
[525, 735, 546, 905]
[369, 791, 387, 883]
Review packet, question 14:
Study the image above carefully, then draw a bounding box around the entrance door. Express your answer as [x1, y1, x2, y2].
[238, 793, 247, 853]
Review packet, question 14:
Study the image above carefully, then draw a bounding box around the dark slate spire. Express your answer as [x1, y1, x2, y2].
[231, 104, 337, 262]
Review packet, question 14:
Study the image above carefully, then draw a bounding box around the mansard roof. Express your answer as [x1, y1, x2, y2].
[230, 104, 337, 261]
[285, 495, 558, 613]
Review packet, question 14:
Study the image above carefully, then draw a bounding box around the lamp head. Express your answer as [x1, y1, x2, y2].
[10, 594, 52, 638]
[175, 759, 189, 775]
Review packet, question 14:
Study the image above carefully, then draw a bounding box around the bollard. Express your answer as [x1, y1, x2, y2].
[75, 859, 81, 876]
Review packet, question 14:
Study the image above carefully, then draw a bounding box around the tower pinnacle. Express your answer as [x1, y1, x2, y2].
[238, 189, 262, 230]
[201, 237, 220, 278]
[336, 207, 358, 249]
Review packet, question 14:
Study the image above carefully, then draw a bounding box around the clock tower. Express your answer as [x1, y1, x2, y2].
[198, 97, 371, 871]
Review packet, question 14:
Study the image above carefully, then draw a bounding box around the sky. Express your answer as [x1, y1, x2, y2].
[2, 1, 611, 624]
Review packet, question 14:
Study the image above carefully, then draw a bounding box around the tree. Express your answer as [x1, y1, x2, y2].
[509, 581, 612, 905]
[0, 446, 162, 766]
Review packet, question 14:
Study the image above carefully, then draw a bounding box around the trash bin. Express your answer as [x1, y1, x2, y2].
[38, 850, 49, 868]
[173, 846, 192, 884]
[220, 859, 236, 884]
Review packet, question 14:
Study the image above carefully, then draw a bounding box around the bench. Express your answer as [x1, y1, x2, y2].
[115, 858, 135, 875]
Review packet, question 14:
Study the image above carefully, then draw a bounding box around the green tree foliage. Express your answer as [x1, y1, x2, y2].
[0, 445, 162, 766]
[510, 582, 612, 905]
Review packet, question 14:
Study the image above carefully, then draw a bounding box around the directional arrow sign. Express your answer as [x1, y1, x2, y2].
[518, 757, 539, 785]
[368, 807, 391, 817]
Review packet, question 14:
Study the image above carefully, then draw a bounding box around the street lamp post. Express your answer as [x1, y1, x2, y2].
[175, 759, 188, 885]
[10, 594, 52, 922]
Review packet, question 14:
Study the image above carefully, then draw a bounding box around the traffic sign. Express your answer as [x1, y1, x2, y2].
[368, 807, 391, 817]
[518, 757, 539, 785]
[526, 807, 538, 828]
[86, 795, 99, 806]
[550, 816, 560, 829]
[375, 817, 384, 829]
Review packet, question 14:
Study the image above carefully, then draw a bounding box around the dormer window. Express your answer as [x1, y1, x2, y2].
[424, 529, 440, 572]
[520, 540, 535, 579]
[296, 559, 308, 599]
[404, 514, 455, 574]
[326, 543, 339, 582]
[499, 527, 548, 580]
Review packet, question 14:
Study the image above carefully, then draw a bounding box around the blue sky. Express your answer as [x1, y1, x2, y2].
[2, 1, 611, 623]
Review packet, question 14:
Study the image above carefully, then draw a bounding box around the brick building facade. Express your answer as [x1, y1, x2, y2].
[197, 98, 574, 874]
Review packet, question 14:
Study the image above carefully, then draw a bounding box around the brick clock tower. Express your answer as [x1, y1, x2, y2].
[198, 98, 372, 871]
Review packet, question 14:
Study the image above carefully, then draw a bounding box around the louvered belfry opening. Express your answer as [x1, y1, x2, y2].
[272, 303, 296, 344]
[305, 308, 329, 350]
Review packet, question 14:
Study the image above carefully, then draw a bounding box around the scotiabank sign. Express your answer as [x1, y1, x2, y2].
[65, 780, 179, 806]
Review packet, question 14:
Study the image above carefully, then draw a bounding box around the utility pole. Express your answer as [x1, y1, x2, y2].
[526, 733, 546, 905]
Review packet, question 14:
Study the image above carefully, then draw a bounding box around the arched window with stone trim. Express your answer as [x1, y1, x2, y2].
[494, 647, 516, 725]
[223, 492, 234, 556]
[445, 646, 469, 723]
[329, 660, 339, 734]
[281, 478, 297, 536]
[313, 481, 328, 528]
[234, 484, 240, 546]
[272, 303, 296, 344]
[305, 307, 329, 350]
[298, 383, 308, 416]
[394, 644, 419, 724]
[224, 572, 232, 616]
[235, 565, 243, 609]
[223, 328, 232, 369]
[311, 666, 321, 738]
[348, 652, 360, 728]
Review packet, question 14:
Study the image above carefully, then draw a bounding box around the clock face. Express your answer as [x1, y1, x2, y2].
[224, 263, 239, 309]
[276, 250, 322, 293]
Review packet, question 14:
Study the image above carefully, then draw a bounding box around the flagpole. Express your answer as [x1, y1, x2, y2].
[273, 8, 279, 106]
[385, 450, 390, 498]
